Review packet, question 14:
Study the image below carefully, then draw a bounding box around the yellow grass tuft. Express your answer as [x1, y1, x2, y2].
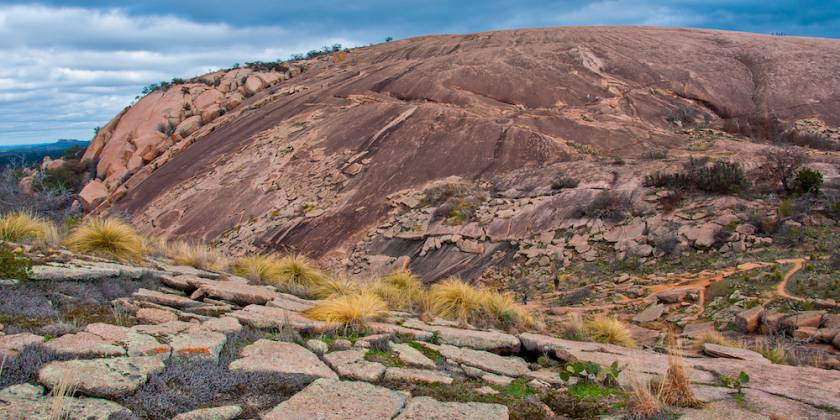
[304, 292, 388, 328]
[232, 255, 279, 283]
[426, 277, 537, 330]
[313, 275, 362, 299]
[695, 330, 741, 349]
[626, 370, 663, 418]
[660, 333, 701, 407]
[373, 270, 425, 312]
[63, 218, 144, 262]
[0, 212, 54, 243]
[584, 315, 637, 348]
[427, 277, 489, 323]
[167, 241, 230, 272]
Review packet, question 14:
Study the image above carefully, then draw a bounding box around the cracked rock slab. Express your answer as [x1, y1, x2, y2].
[229, 304, 331, 332]
[228, 339, 337, 382]
[383, 367, 453, 385]
[323, 350, 386, 382]
[263, 378, 408, 420]
[0, 383, 131, 419]
[37, 356, 165, 398]
[421, 343, 530, 377]
[401, 319, 519, 352]
[169, 327, 227, 361]
[391, 343, 436, 369]
[395, 396, 509, 420]
[43, 331, 125, 358]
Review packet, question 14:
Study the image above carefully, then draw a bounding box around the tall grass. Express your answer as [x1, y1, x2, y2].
[584, 316, 636, 348]
[233, 254, 328, 298]
[232, 255, 279, 282]
[0, 212, 54, 243]
[304, 293, 388, 328]
[659, 333, 700, 407]
[167, 241, 230, 272]
[426, 277, 536, 330]
[63, 218, 145, 262]
[373, 270, 425, 312]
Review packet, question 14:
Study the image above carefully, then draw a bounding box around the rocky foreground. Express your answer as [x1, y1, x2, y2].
[2, 253, 839, 419]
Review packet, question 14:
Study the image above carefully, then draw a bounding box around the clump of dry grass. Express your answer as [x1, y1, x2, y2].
[695, 330, 741, 349]
[559, 312, 590, 341]
[755, 340, 787, 364]
[304, 292, 388, 328]
[625, 370, 663, 418]
[426, 277, 536, 330]
[167, 241, 230, 272]
[232, 255, 279, 282]
[584, 315, 637, 348]
[48, 373, 77, 420]
[313, 275, 362, 299]
[659, 333, 701, 407]
[63, 218, 145, 262]
[0, 211, 55, 243]
[373, 270, 426, 312]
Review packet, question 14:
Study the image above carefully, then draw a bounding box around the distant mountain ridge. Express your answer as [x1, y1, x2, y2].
[0, 139, 89, 167]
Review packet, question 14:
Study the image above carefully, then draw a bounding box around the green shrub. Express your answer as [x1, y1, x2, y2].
[551, 177, 579, 190]
[61, 145, 85, 160]
[0, 244, 32, 280]
[33, 168, 83, 193]
[795, 168, 823, 194]
[644, 157, 749, 194]
[573, 191, 635, 223]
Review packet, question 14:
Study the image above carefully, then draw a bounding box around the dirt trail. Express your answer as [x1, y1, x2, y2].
[775, 258, 806, 301]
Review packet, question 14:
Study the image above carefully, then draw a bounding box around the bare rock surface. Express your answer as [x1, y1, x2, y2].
[30, 260, 147, 281]
[395, 396, 509, 420]
[383, 367, 453, 385]
[43, 331, 126, 358]
[323, 349, 386, 382]
[263, 378, 408, 420]
[37, 356, 165, 398]
[421, 342, 530, 377]
[168, 326, 227, 361]
[391, 342, 437, 369]
[703, 343, 769, 364]
[228, 339, 337, 382]
[0, 332, 43, 359]
[402, 319, 520, 352]
[229, 304, 330, 332]
[0, 383, 131, 419]
[172, 405, 243, 420]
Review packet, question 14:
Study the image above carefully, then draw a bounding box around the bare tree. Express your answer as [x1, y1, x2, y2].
[760, 148, 807, 193]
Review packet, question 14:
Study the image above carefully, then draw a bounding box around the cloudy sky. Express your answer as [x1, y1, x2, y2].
[1, 1, 838, 145]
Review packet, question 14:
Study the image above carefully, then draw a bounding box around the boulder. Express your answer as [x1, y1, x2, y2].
[323, 350, 386, 382]
[79, 180, 108, 210]
[305, 339, 329, 355]
[401, 319, 520, 352]
[201, 316, 242, 334]
[263, 378, 408, 420]
[0, 383, 131, 418]
[793, 327, 820, 341]
[656, 288, 700, 304]
[781, 311, 825, 331]
[267, 293, 319, 312]
[633, 303, 665, 323]
[173, 405, 242, 420]
[735, 305, 765, 333]
[368, 322, 434, 341]
[395, 396, 508, 420]
[229, 339, 337, 382]
[0, 333, 43, 359]
[132, 288, 202, 309]
[38, 356, 165, 398]
[244, 76, 265, 96]
[383, 367, 453, 385]
[17, 175, 34, 195]
[84, 323, 169, 357]
[175, 115, 202, 138]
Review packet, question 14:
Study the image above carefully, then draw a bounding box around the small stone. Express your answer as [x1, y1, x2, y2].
[201, 317, 242, 334]
[475, 386, 499, 395]
[169, 327, 227, 361]
[332, 339, 353, 350]
[306, 339, 329, 355]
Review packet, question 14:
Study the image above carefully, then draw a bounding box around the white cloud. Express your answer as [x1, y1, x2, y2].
[0, 4, 358, 144]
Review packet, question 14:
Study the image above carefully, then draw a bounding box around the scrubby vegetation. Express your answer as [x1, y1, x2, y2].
[0, 212, 52, 243]
[373, 270, 425, 312]
[572, 191, 636, 223]
[723, 115, 839, 151]
[0, 243, 31, 280]
[583, 316, 637, 348]
[426, 278, 536, 330]
[644, 157, 749, 194]
[63, 218, 145, 262]
[166, 241, 230, 272]
[423, 182, 488, 225]
[304, 293, 388, 329]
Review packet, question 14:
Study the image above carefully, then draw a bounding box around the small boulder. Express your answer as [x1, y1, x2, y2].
[306, 339, 329, 355]
[782, 311, 825, 331]
[633, 303, 665, 323]
[38, 356, 165, 398]
[79, 180, 108, 211]
[735, 305, 765, 333]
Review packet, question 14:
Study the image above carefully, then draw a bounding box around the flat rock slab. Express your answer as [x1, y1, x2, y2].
[703, 343, 769, 364]
[43, 331, 125, 358]
[201, 316, 242, 334]
[29, 260, 147, 281]
[0, 332, 43, 359]
[38, 356, 165, 398]
[184, 277, 277, 305]
[169, 327, 227, 361]
[391, 343, 436, 369]
[229, 304, 331, 332]
[136, 307, 180, 324]
[172, 405, 243, 420]
[267, 293, 320, 312]
[401, 319, 519, 352]
[229, 339, 337, 382]
[85, 323, 170, 357]
[395, 396, 508, 420]
[323, 350, 386, 382]
[0, 383, 131, 419]
[423, 343, 529, 377]
[132, 320, 194, 337]
[368, 322, 434, 341]
[263, 378, 408, 420]
[633, 303, 665, 323]
[384, 367, 453, 385]
[133, 288, 203, 309]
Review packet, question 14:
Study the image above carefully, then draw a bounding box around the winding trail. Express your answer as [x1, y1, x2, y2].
[775, 258, 806, 302]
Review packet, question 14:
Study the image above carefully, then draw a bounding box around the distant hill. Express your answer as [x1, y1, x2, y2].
[0, 139, 89, 168]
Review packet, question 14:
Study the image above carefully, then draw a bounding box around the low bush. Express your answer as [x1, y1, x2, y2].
[63, 218, 145, 262]
[32, 168, 83, 193]
[551, 176, 579, 190]
[795, 167, 823, 194]
[312, 276, 361, 299]
[572, 191, 635, 223]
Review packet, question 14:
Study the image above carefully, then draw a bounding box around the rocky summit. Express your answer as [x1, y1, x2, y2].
[3, 25, 840, 420]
